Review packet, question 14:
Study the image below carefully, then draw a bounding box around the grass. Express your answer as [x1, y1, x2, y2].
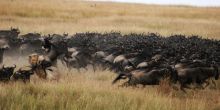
[1, 0, 220, 109]
[0, 67, 220, 110]
[0, 0, 220, 38]
[1, 56, 220, 110]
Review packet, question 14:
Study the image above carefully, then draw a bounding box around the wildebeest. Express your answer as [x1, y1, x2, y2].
[112, 66, 177, 87]
[0, 28, 21, 56]
[19, 33, 43, 56]
[63, 46, 96, 72]
[0, 38, 11, 64]
[0, 28, 20, 46]
[0, 28, 220, 92]
[0, 47, 9, 64]
[0, 65, 16, 82]
[10, 66, 34, 83]
[91, 51, 109, 71]
[175, 64, 219, 92]
[42, 36, 68, 67]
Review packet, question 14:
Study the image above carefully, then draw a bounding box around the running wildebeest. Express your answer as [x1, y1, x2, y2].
[11, 66, 34, 83]
[0, 28, 21, 56]
[0, 28, 219, 92]
[42, 36, 68, 67]
[174, 64, 219, 92]
[0, 38, 10, 64]
[19, 33, 44, 56]
[112, 66, 177, 87]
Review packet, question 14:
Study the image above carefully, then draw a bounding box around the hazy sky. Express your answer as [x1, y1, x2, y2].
[93, 0, 220, 7]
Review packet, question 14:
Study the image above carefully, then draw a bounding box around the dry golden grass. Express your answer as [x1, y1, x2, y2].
[0, 64, 220, 110]
[0, 0, 220, 38]
[1, 58, 220, 110]
[1, 0, 220, 109]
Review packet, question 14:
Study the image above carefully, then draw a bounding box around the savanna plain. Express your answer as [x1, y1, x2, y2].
[0, 0, 220, 110]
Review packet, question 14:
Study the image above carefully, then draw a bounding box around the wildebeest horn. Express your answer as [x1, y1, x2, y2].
[47, 34, 52, 40]
[2, 65, 5, 69]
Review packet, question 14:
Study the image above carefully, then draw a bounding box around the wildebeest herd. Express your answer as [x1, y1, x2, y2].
[0, 28, 220, 92]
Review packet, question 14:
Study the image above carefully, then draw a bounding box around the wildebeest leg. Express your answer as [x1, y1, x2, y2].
[131, 84, 138, 88]
[128, 79, 137, 88]
[120, 81, 129, 87]
[172, 85, 179, 90]
[203, 80, 210, 88]
[26, 76, 31, 83]
[92, 63, 96, 72]
[112, 73, 127, 84]
[142, 85, 146, 88]
[84, 67, 88, 71]
[52, 60, 58, 67]
[66, 62, 72, 71]
[102, 63, 109, 71]
[211, 79, 217, 88]
[180, 84, 187, 93]
[77, 68, 81, 73]
[194, 83, 204, 90]
[43, 69, 48, 79]
[68, 66, 72, 71]
[27, 79, 30, 83]
[23, 79, 27, 83]
[0, 49, 4, 64]
[120, 77, 132, 87]
[180, 83, 191, 93]
[193, 79, 204, 89]
[60, 57, 66, 66]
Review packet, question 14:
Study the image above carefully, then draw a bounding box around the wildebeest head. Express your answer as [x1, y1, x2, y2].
[0, 28, 20, 48]
[112, 72, 131, 84]
[42, 37, 52, 52]
[2, 64, 16, 73]
[0, 65, 16, 81]
[0, 39, 10, 49]
[166, 66, 178, 83]
[42, 35, 68, 58]
[10, 28, 20, 35]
